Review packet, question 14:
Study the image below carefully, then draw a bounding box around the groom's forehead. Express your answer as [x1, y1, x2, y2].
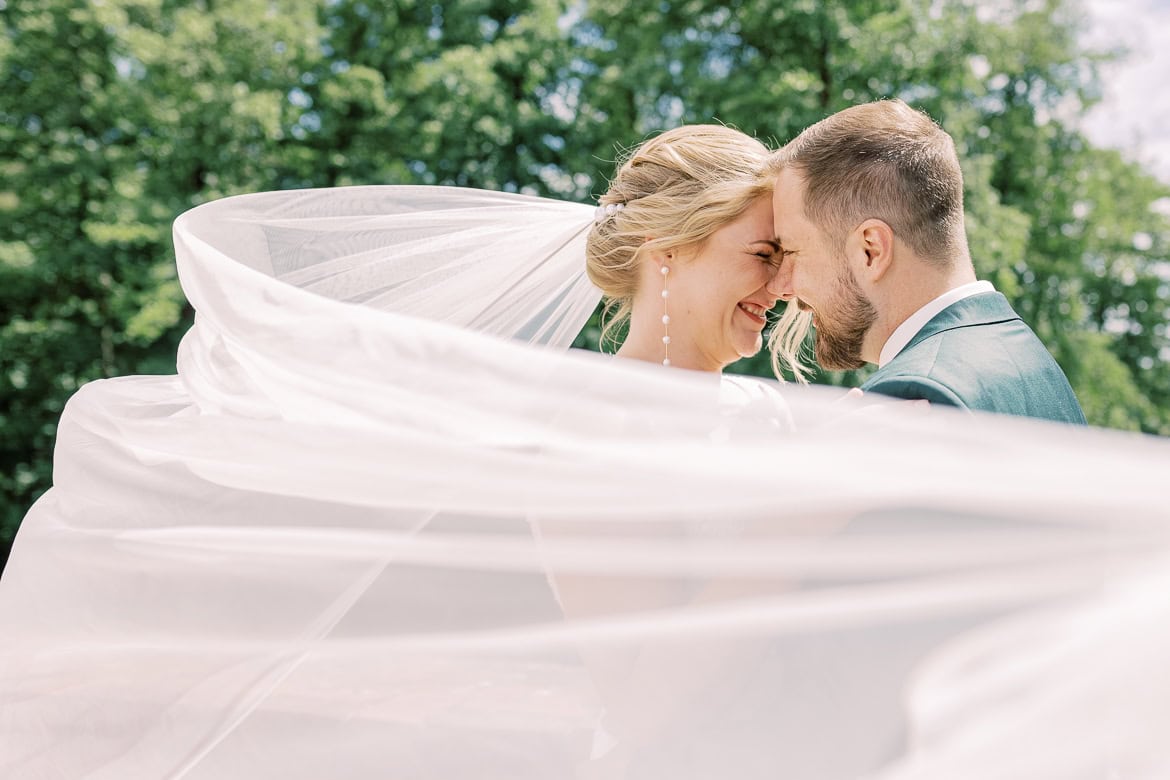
[771, 182, 812, 239]
[772, 169, 808, 209]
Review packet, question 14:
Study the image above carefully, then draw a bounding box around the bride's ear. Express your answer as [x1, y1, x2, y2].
[641, 239, 672, 272]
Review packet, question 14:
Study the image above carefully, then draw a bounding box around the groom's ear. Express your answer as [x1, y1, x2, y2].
[853, 219, 894, 282]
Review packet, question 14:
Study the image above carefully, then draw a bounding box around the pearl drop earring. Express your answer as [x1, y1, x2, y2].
[660, 263, 671, 366]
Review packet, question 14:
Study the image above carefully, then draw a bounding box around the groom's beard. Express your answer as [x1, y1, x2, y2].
[813, 262, 877, 371]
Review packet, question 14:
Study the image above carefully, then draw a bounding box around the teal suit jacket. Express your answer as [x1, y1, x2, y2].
[860, 292, 1087, 424]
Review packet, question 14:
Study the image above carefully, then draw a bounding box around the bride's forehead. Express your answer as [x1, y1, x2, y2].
[715, 198, 774, 235]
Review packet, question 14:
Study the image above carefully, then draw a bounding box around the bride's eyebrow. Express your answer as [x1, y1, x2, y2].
[749, 239, 781, 251]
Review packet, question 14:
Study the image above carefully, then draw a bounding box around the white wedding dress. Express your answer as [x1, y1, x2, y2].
[1, 186, 1169, 779]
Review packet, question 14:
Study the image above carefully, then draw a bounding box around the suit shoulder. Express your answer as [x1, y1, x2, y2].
[864, 319, 1086, 423]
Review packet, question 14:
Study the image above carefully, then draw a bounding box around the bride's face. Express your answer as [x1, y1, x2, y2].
[666, 196, 781, 370]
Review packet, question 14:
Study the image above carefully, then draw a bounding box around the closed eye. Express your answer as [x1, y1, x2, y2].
[757, 250, 796, 270]
[750, 240, 782, 266]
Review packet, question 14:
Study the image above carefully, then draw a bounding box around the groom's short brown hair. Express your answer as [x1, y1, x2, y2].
[767, 99, 966, 265]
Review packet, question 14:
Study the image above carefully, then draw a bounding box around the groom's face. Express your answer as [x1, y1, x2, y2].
[769, 168, 876, 370]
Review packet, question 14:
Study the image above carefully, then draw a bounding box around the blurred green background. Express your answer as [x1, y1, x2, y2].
[3, 0, 1169, 570]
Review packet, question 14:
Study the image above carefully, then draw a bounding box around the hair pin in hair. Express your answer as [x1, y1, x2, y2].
[594, 202, 625, 224]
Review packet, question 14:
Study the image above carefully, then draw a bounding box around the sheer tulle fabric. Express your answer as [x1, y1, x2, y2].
[2, 186, 1168, 779]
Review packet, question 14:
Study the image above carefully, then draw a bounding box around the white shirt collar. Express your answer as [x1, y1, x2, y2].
[877, 281, 995, 367]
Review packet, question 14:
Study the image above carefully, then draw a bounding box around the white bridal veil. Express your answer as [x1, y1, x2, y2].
[2, 186, 1169, 779]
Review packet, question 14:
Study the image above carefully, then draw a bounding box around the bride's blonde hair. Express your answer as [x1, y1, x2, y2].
[586, 124, 810, 381]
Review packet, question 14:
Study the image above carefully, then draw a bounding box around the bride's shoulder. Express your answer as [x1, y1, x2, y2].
[719, 374, 794, 430]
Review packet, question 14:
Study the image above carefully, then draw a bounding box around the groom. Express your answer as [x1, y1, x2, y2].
[766, 99, 1086, 424]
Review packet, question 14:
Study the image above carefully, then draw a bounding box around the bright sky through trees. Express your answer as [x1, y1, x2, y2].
[1082, 0, 1170, 182]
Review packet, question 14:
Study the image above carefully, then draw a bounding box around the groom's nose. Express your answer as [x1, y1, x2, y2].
[766, 260, 794, 301]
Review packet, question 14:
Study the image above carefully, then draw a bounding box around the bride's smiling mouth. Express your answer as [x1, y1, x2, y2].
[737, 302, 769, 326]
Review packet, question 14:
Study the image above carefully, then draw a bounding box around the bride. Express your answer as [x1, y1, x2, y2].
[560, 124, 813, 775]
[1, 128, 1169, 779]
[584, 123, 806, 378]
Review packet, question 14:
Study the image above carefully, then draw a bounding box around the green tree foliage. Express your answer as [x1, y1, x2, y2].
[2, 0, 1168, 565]
[0, 0, 322, 566]
[296, 0, 578, 190]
